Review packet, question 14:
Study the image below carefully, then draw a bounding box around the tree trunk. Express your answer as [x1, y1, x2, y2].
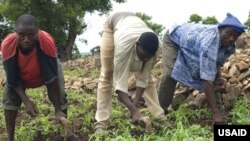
[65, 30, 77, 61]
[57, 45, 67, 62]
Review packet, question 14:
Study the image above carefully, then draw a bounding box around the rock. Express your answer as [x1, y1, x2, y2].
[221, 72, 230, 79]
[84, 83, 97, 92]
[154, 60, 163, 68]
[229, 77, 238, 84]
[228, 84, 242, 97]
[236, 35, 247, 49]
[242, 80, 249, 86]
[192, 90, 200, 96]
[225, 82, 231, 93]
[184, 93, 206, 109]
[237, 61, 249, 72]
[61, 44, 250, 111]
[243, 83, 250, 91]
[222, 93, 234, 111]
[228, 65, 238, 77]
[238, 69, 250, 81]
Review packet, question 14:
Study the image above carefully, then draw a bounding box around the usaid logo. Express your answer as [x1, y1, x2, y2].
[218, 129, 247, 136]
[214, 125, 250, 141]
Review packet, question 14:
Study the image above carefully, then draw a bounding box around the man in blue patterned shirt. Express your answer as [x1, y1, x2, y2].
[158, 13, 247, 124]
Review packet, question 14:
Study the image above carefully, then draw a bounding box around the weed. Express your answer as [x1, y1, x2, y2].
[63, 69, 86, 78]
[1, 68, 250, 140]
[90, 68, 100, 78]
[231, 96, 250, 124]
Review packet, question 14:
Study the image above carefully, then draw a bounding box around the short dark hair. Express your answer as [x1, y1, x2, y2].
[15, 14, 37, 30]
[138, 32, 159, 55]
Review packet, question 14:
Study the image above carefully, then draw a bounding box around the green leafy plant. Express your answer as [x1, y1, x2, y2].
[63, 69, 86, 78]
[231, 96, 250, 124]
[1, 67, 250, 141]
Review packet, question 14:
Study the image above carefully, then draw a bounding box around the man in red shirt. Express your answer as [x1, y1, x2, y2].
[1, 14, 68, 141]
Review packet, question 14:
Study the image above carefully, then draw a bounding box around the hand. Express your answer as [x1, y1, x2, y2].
[24, 100, 38, 117]
[131, 110, 143, 123]
[55, 110, 66, 124]
[212, 112, 225, 125]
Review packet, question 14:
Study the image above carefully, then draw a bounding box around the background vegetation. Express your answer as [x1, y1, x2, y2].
[0, 1, 250, 140]
[0, 0, 249, 60]
[0, 67, 250, 140]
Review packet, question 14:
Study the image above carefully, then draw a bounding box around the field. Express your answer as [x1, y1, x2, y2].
[0, 57, 250, 141]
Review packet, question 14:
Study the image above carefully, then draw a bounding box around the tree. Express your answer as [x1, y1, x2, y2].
[0, 0, 126, 61]
[244, 11, 250, 30]
[0, 14, 13, 42]
[71, 44, 82, 60]
[136, 12, 165, 38]
[188, 14, 202, 23]
[202, 16, 218, 25]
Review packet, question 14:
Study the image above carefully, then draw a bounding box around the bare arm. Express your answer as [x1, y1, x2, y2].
[116, 90, 142, 122]
[47, 78, 62, 112]
[12, 85, 29, 104]
[202, 80, 224, 123]
[12, 85, 38, 117]
[133, 87, 145, 108]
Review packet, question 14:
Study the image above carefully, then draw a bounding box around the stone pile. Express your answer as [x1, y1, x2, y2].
[60, 35, 250, 111]
[64, 76, 98, 94]
[172, 48, 250, 111]
[62, 56, 97, 71]
[62, 55, 99, 94]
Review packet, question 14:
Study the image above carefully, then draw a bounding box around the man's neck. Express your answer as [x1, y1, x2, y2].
[19, 46, 35, 55]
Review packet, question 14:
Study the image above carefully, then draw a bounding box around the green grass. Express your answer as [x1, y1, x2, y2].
[89, 68, 100, 78]
[0, 68, 250, 140]
[63, 69, 86, 78]
[231, 96, 250, 124]
[63, 68, 100, 79]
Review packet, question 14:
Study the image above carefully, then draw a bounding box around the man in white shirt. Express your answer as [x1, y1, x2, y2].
[94, 12, 169, 133]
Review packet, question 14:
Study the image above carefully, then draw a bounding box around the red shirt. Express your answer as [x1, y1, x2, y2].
[18, 47, 44, 88]
[2, 30, 58, 88]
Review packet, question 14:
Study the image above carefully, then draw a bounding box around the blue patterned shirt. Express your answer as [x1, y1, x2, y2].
[170, 23, 235, 90]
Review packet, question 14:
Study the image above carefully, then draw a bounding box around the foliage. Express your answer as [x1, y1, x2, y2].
[0, 14, 13, 42]
[244, 11, 250, 30]
[202, 16, 218, 25]
[0, 0, 126, 60]
[0, 88, 4, 128]
[90, 68, 100, 78]
[231, 96, 250, 124]
[245, 20, 250, 30]
[188, 14, 202, 23]
[136, 12, 165, 38]
[63, 69, 86, 78]
[72, 44, 82, 60]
